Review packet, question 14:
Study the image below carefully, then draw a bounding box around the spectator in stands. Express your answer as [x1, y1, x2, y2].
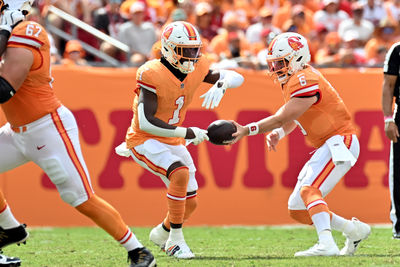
[177, 0, 196, 25]
[365, 18, 399, 61]
[338, 2, 374, 45]
[309, 23, 329, 62]
[314, 31, 343, 66]
[118, 1, 157, 66]
[339, 30, 367, 66]
[363, 0, 387, 26]
[195, 2, 218, 41]
[314, 0, 349, 32]
[209, 13, 251, 65]
[246, 7, 281, 44]
[367, 45, 388, 66]
[385, 0, 400, 26]
[255, 29, 278, 69]
[61, 40, 88, 66]
[283, 4, 311, 38]
[93, 0, 125, 60]
[273, 0, 315, 31]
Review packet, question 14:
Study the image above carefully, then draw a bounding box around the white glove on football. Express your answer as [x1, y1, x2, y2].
[200, 79, 229, 109]
[188, 127, 209, 145]
[0, 9, 25, 33]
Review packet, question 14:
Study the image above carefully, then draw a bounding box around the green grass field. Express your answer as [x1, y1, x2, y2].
[3, 225, 400, 267]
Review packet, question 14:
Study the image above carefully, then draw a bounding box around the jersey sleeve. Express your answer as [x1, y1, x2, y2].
[384, 43, 400, 76]
[136, 63, 157, 94]
[8, 21, 49, 70]
[286, 69, 320, 101]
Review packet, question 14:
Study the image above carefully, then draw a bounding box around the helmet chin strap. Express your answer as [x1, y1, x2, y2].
[179, 61, 195, 74]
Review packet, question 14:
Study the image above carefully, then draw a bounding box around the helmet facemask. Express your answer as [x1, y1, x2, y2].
[266, 54, 292, 84]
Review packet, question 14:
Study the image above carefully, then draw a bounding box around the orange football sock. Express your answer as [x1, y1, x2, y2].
[300, 186, 331, 217]
[163, 195, 198, 230]
[75, 195, 128, 240]
[167, 167, 189, 226]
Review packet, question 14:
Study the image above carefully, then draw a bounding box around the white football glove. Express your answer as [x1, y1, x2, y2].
[187, 127, 209, 145]
[0, 9, 25, 33]
[200, 79, 229, 109]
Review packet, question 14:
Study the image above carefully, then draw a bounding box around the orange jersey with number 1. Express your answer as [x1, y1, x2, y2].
[282, 65, 355, 148]
[1, 21, 61, 127]
[126, 56, 210, 149]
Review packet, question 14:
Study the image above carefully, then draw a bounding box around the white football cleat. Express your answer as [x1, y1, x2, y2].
[165, 238, 195, 259]
[339, 217, 371, 256]
[294, 242, 339, 257]
[149, 224, 169, 251]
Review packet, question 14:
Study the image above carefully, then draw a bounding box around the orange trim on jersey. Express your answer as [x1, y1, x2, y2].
[8, 42, 44, 71]
[182, 22, 197, 40]
[343, 135, 352, 149]
[51, 111, 93, 197]
[131, 148, 168, 177]
[311, 159, 335, 188]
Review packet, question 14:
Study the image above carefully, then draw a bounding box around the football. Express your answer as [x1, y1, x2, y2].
[207, 120, 237, 145]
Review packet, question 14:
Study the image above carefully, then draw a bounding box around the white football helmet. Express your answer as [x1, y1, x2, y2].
[4, 0, 34, 14]
[161, 21, 202, 74]
[266, 32, 310, 84]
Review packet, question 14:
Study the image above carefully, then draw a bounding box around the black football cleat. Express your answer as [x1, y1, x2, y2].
[393, 233, 400, 239]
[128, 247, 156, 267]
[0, 254, 21, 266]
[0, 224, 28, 249]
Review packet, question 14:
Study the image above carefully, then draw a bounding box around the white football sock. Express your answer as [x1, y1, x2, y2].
[120, 229, 143, 251]
[169, 228, 184, 241]
[331, 213, 355, 235]
[0, 206, 20, 229]
[311, 212, 331, 235]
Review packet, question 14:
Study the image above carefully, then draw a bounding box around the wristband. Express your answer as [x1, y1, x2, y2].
[246, 122, 259, 136]
[384, 115, 394, 124]
[272, 127, 285, 140]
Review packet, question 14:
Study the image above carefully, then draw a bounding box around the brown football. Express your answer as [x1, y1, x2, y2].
[207, 120, 237, 145]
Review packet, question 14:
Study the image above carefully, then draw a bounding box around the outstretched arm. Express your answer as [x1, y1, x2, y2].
[201, 69, 244, 109]
[231, 96, 317, 144]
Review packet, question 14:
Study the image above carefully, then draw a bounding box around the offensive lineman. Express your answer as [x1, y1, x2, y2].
[0, 1, 155, 266]
[116, 21, 243, 258]
[230, 32, 371, 256]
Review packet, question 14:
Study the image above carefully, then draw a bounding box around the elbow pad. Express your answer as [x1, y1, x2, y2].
[138, 103, 186, 138]
[219, 69, 244, 88]
[0, 76, 15, 103]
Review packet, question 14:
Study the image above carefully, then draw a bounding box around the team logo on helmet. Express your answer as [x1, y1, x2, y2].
[163, 26, 173, 40]
[288, 36, 304, 51]
[182, 22, 197, 41]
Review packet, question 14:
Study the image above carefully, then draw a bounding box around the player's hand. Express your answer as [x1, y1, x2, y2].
[229, 121, 247, 145]
[385, 121, 399, 143]
[0, 9, 25, 33]
[200, 79, 228, 109]
[186, 127, 209, 145]
[266, 131, 279, 152]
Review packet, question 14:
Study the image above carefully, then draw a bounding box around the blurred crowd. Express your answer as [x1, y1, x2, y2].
[32, 0, 400, 68]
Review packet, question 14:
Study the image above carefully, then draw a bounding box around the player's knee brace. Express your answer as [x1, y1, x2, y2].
[288, 209, 312, 225]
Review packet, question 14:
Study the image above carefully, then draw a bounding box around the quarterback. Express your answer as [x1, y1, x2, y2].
[116, 21, 243, 259]
[0, 1, 155, 266]
[230, 32, 370, 256]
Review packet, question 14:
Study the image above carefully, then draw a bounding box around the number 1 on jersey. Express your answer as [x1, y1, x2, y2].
[168, 96, 185, 124]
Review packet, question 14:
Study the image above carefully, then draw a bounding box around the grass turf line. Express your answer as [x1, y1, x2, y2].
[2, 226, 400, 266]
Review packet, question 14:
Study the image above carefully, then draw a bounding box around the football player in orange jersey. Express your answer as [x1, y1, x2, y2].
[230, 32, 371, 256]
[116, 21, 243, 259]
[0, 2, 155, 266]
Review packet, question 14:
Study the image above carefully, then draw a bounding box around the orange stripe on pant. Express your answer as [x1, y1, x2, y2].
[51, 111, 93, 197]
[311, 160, 335, 189]
[131, 148, 167, 177]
